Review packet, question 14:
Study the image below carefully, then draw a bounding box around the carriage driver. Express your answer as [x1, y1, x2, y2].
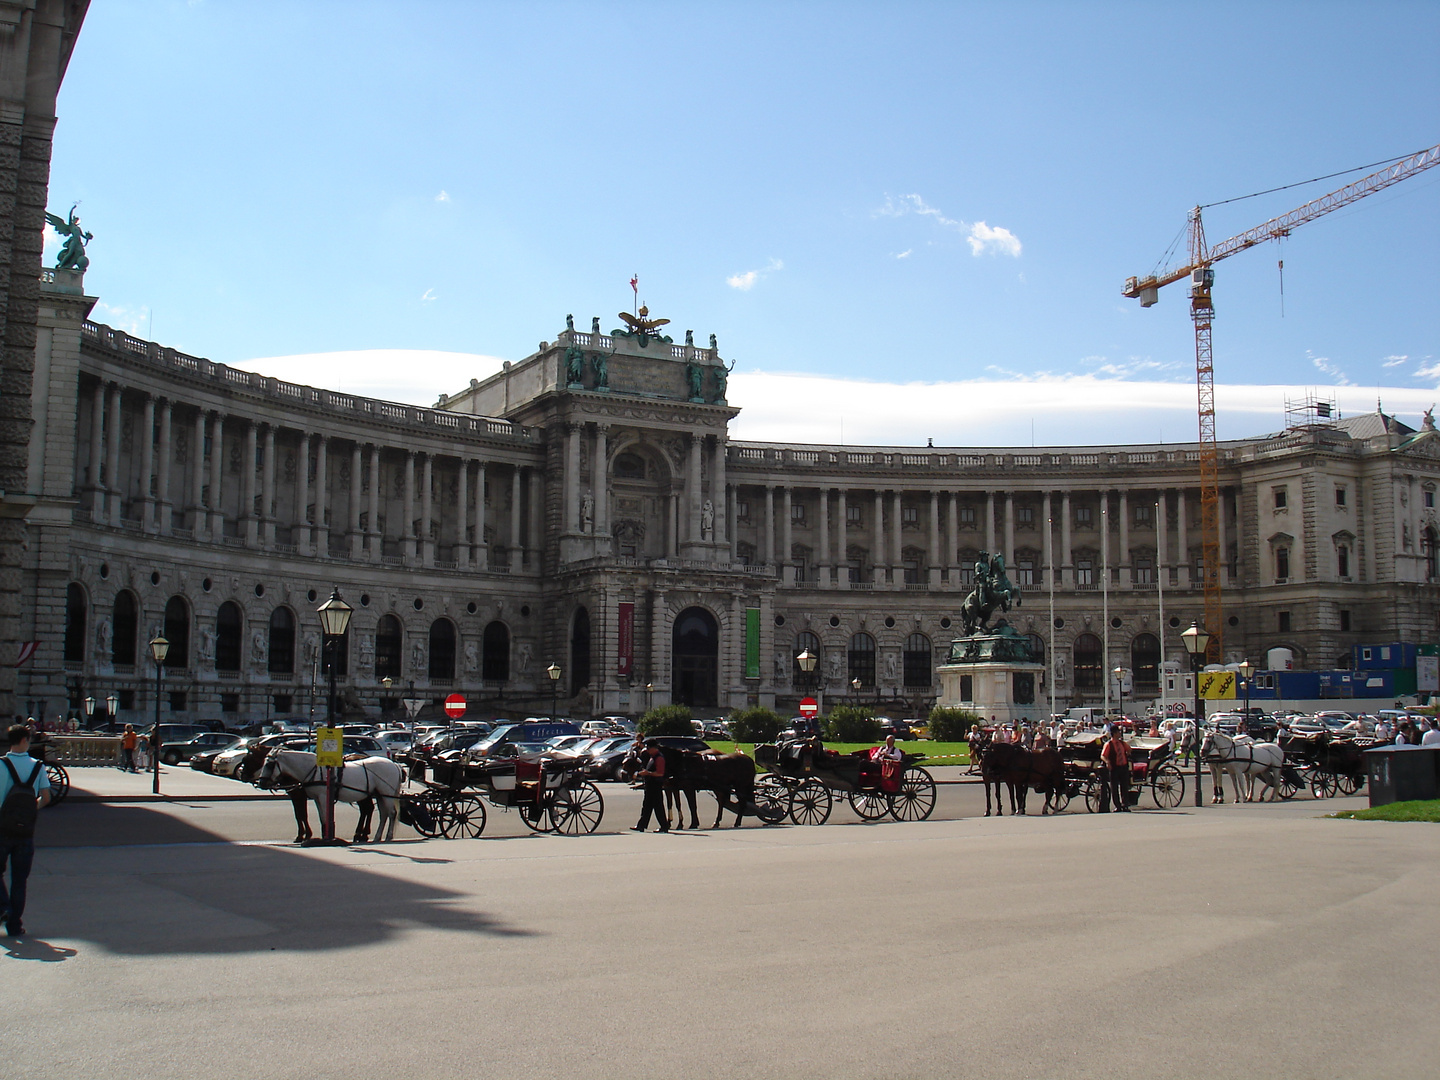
[875, 734, 903, 762]
[631, 739, 670, 833]
[1100, 728, 1130, 812]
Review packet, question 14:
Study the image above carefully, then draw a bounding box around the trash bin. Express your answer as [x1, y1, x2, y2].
[1364, 746, 1440, 807]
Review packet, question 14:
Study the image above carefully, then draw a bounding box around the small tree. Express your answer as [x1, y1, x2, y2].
[728, 706, 783, 744]
[929, 706, 982, 742]
[638, 704, 694, 737]
[824, 704, 882, 743]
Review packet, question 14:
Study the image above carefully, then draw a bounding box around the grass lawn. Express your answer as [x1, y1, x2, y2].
[1330, 799, 1440, 822]
[709, 740, 971, 767]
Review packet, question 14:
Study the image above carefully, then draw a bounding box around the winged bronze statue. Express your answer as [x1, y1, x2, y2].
[46, 205, 92, 272]
[617, 305, 670, 335]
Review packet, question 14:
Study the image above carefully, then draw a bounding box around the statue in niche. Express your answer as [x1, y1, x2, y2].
[302, 631, 319, 668]
[1054, 655, 1068, 682]
[199, 626, 216, 664]
[564, 345, 585, 386]
[580, 493, 594, 532]
[358, 633, 375, 671]
[95, 616, 112, 661]
[411, 638, 426, 674]
[464, 640, 480, 674]
[517, 641, 533, 675]
[828, 650, 843, 682]
[686, 363, 704, 401]
[884, 651, 899, 682]
[701, 499, 715, 539]
[1402, 520, 1412, 550]
[774, 649, 786, 680]
[251, 628, 266, 664]
[590, 351, 609, 389]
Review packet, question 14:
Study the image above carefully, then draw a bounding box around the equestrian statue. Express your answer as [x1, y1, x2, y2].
[959, 551, 1021, 635]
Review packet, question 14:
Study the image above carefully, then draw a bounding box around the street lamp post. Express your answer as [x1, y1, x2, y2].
[149, 637, 169, 794]
[1112, 667, 1126, 722]
[84, 695, 95, 729]
[547, 663, 562, 720]
[645, 682, 654, 717]
[316, 588, 354, 843]
[1238, 658, 1254, 726]
[1180, 621, 1211, 809]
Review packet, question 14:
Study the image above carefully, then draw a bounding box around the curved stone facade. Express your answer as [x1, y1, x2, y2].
[17, 274, 1440, 725]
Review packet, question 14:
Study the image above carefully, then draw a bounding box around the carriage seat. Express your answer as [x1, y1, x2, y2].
[515, 759, 543, 792]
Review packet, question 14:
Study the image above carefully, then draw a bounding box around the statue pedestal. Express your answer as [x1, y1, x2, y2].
[935, 628, 1045, 725]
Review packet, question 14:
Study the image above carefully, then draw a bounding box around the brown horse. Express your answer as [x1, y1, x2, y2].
[621, 748, 762, 828]
[977, 741, 1066, 815]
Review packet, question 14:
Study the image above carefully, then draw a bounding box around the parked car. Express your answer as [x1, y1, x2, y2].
[160, 731, 241, 765]
[374, 730, 414, 758]
[582, 736, 643, 781]
[701, 720, 732, 740]
[579, 721, 613, 737]
[877, 718, 914, 741]
[208, 733, 309, 778]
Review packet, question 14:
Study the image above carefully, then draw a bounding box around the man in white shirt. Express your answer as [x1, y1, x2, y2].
[1421, 721, 1440, 746]
[1374, 721, 1392, 742]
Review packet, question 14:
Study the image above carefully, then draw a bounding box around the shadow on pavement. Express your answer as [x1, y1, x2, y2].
[34, 804, 537, 956]
[3, 936, 77, 962]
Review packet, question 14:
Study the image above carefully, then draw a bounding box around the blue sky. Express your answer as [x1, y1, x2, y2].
[47, 1, 1440, 445]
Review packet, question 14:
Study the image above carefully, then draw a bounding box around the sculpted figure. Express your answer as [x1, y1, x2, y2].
[565, 313, 574, 332]
[581, 493, 594, 532]
[464, 640, 480, 674]
[686, 363, 703, 400]
[95, 616, 112, 661]
[517, 641, 532, 674]
[590, 351, 609, 389]
[701, 499, 715, 539]
[46, 205, 91, 272]
[564, 345, 585, 385]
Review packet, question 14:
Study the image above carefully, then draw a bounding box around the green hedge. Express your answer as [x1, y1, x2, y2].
[824, 704, 881, 743]
[929, 706, 982, 742]
[638, 704, 694, 737]
[728, 706, 784, 744]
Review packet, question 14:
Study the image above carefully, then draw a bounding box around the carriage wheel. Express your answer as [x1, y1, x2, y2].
[888, 767, 937, 822]
[1083, 776, 1105, 814]
[788, 778, 832, 826]
[1309, 772, 1339, 799]
[519, 799, 551, 832]
[1336, 772, 1364, 796]
[549, 781, 604, 835]
[1049, 781, 1072, 813]
[440, 795, 486, 839]
[1276, 767, 1301, 801]
[751, 777, 789, 825]
[45, 762, 69, 805]
[406, 791, 447, 837]
[848, 789, 890, 821]
[1150, 765, 1185, 809]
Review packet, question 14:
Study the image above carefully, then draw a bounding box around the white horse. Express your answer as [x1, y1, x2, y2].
[1201, 730, 1283, 803]
[258, 748, 404, 842]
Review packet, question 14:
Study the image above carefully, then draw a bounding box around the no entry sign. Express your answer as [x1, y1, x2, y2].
[444, 694, 467, 719]
[798, 697, 818, 718]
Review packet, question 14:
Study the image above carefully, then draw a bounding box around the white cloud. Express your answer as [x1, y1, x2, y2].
[1382, 354, 1408, 368]
[1309, 351, 1351, 385]
[434, 190, 451, 203]
[894, 249, 912, 259]
[727, 257, 783, 291]
[92, 301, 149, 336]
[1414, 361, 1440, 381]
[421, 287, 437, 303]
[230, 349, 510, 405]
[876, 193, 1022, 257]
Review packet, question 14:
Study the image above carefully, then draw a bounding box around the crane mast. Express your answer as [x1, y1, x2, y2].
[1124, 143, 1440, 663]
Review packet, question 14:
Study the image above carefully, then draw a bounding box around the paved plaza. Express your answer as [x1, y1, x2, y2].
[2, 771, 1435, 1080]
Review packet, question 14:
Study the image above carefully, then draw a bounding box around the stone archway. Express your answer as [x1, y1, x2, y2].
[672, 606, 718, 708]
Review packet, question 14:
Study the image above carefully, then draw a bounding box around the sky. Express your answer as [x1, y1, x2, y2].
[46, 1, 1440, 447]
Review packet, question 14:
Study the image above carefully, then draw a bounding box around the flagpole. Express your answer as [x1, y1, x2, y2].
[1157, 497, 1167, 721]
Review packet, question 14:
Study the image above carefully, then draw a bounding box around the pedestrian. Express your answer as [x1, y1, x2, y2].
[1421, 720, 1440, 746]
[2, 724, 52, 937]
[134, 730, 150, 772]
[1101, 727, 1131, 812]
[121, 724, 138, 772]
[631, 739, 669, 833]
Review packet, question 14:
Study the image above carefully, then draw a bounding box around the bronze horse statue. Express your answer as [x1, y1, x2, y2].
[960, 552, 1021, 635]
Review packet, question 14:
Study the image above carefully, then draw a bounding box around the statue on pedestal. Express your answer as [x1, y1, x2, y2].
[46, 206, 91, 272]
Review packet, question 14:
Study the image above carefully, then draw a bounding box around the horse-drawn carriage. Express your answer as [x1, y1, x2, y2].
[752, 740, 937, 825]
[1276, 730, 1370, 798]
[1054, 732, 1186, 812]
[27, 734, 70, 804]
[417, 753, 606, 837]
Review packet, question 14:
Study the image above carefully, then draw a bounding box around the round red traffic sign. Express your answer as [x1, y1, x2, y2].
[798, 697, 818, 718]
[444, 693, 466, 719]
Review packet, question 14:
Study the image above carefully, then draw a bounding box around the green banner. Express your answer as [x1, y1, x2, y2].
[745, 607, 761, 679]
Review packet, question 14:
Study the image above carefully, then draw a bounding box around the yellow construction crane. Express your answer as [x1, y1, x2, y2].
[1123, 143, 1440, 660]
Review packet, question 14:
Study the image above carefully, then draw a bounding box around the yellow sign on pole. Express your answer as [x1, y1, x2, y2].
[1198, 671, 1237, 700]
[315, 726, 344, 767]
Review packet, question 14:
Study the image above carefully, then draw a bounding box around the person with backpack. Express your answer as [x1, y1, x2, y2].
[2, 724, 52, 937]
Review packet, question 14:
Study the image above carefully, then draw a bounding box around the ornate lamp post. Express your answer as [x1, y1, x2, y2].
[1180, 621, 1211, 808]
[547, 662, 562, 720]
[645, 682, 654, 717]
[851, 676, 862, 702]
[316, 588, 353, 843]
[84, 695, 95, 729]
[1238, 658, 1254, 725]
[149, 636, 168, 794]
[1112, 666, 1126, 722]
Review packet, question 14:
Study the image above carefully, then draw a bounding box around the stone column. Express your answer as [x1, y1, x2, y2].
[209, 413, 226, 542]
[313, 434, 328, 555]
[872, 489, 885, 585]
[928, 491, 940, 586]
[402, 450, 416, 563]
[1004, 492, 1015, 577]
[1177, 489, 1189, 587]
[764, 486, 775, 566]
[367, 445, 381, 560]
[139, 395, 155, 532]
[566, 423, 582, 534]
[156, 399, 173, 535]
[948, 493, 959, 584]
[242, 421, 258, 547]
[1100, 490, 1111, 588]
[688, 433, 702, 542]
[421, 453, 434, 566]
[88, 381, 104, 515]
[262, 425, 277, 548]
[294, 433, 310, 554]
[594, 425, 610, 536]
[817, 488, 830, 587]
[1218, 487, 1229, 585]
[1157, 490, 1169, 585]
[456, 459, 469, 568]
[474, 461, 488, 569]
[510, 466, 523, 572]
[349, 442, 363, 558]
[190, 411, 207, 534]
[891, 490, 903, 583]
[1042, 491, 1053, 588]
[650, 588, 668, 695]
[529, 468, 543, 570]
[105, 384, 122, 526]
[985, 491, 996, 556]
[1061, 491, 1073, 587]
[836, 488, 848, 589]
[667, 492, 677, 557]
[712, 434, 727, 547]
[1119, 489, 1132, 588]
[782, 487, 793, 585]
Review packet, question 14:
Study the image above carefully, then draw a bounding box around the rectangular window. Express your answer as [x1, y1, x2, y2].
[958, 505, 977, 527]
[1337, 545, 1350, 578]
[1016, 506, 1034, 525]
[1273, 487, 1288, 510]
[1427, 490, 1436, 509]
[1015, 559, 1034, 586]
[168, 691, 187, 712]
[1276, 547, 1290, 580]
[1335, 487, 1347, 507]
[736, 500, 750, 522]
[902, 506, 919, 526]
[221, 693, 240, 713]
[791, 503, 805, 524]
[1339, 610, 1351, 632]
[1075, 506, 1094, 527]
[1134, 504, 1153, 527]
[1278, 610, 1292, 633]
[959, 674, 973, 702]
[846, 504, 862, 525]
[903, 560, 920, 584]
[1134, 556, 1154, 584]
[1076, 559, 1093, 586]
[956, 563, 975, 585]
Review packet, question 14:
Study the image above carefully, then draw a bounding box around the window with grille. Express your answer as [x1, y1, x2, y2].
[958, 505, 976, 527]
[1076, 559, 1093, 585]
[848, 633, 876, 687]
[903, 633, 932, 687]
[1075, 506, 1093, 527]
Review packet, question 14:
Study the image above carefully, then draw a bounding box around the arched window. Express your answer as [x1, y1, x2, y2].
[111, 591, 138, 667]
[429, 619, 456, 680]
[482, 621, 510, 682]
[672, 607, 719, 708]
[1024, 632, 1045, 664]
[64, 583, 87, 665]
[1073, 632, 1103, 690]
[163, 596, 190, 670]
[268, 607, 295, 674]
[613, 452, 646, 479]
[793, 630, 821, 686]
[375, 615, 402, 680]
[216, 601, 243, 672]
[903, 632, 932, 688]
[848, 632, 876, 688]
[570, 607, 591, 695]
[1130, 633, 1160, 690]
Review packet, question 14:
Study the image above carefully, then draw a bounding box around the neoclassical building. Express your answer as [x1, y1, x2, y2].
[17, 270, 1440, 725]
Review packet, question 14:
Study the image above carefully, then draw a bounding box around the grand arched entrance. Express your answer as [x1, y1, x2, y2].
[672, 606, 718, 708]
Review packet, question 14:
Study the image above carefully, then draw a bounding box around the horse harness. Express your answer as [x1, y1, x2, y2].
[267, 751, 400, 801]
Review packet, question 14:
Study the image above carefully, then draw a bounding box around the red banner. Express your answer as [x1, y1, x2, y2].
[617, 602, 634, 677]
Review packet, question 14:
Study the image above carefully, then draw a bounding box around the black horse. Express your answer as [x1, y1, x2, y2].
[620, 747, 762, 828]
[975, 740, 1065, 816]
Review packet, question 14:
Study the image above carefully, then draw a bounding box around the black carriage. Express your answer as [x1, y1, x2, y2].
[404, 753, 605, 838]
[26, 734, 70, 805]
[1277, 731, 1369, 798]
[1053, 733, 1185, 812]
[753, 740, 937, 825]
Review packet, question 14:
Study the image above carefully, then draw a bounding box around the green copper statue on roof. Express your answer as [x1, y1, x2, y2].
[46, 205, 91, 272]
